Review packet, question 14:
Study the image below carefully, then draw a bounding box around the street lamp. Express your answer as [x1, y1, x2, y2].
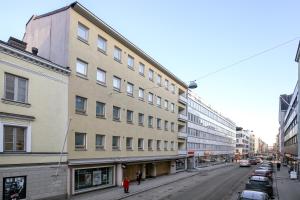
[188, 81, 197, 89]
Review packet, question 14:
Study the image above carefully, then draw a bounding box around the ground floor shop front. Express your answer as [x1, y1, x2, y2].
[69, 155, 186, 195]
[187, 153, 233, 169]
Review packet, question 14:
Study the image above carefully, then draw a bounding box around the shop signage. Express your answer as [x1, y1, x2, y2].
[3, 176, 26, 200]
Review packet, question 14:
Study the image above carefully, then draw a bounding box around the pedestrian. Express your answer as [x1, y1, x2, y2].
[277, 161, 281, 171]
[122, 177, 129, 193]
[136, 170, 142, 185]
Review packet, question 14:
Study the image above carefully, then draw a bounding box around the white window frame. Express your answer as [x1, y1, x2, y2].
[156, 96, 161, 107]
[75, 96, 87, 113]
[148, 92, 153, 104]
[113, 76, 121, 91]
[138, 88, 144, 100]
[95, 134, 105, 150]
[139, 63, 145, 75]
[113, 106, 121, 121]
[157, 75, 162, 86]
[97, 36, 107, 53]
[112, 136, 120, 150]
[126, 137, 133, 150]
[75, 132, 87, 150]
[76, 59, 88, 76]
[164, 100, 168, 110]
[171, 103, 175, 112]
[127, 82, 134, 96]
[138, 113, 144, 125]
[4, 73, 28, 103]
[127, 110, 133, 123]
[96, 68, 106, 85]
[148, 69, 154, 81]
[96, 101, 105, 117]
[0, 122, 31, 152]
[138, 138, 144, 150]
[165, 79, 169, 90]
[148, 139, 153, 150]
[77, 22, 89, 41]
[127, 55, 134, 69]
[114, 46, 122, 62]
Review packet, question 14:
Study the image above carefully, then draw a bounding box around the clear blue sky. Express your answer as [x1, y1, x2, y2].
[1, 0, 298, 145]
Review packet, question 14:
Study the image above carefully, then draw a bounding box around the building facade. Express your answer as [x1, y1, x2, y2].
[0, 38, 70, 199]
[235, 128, 250, 159]
[278, 83, 298, 164]
[249, 133, 255, 157]
[23, 2, 188, 195]
[186, 92, 236, 168]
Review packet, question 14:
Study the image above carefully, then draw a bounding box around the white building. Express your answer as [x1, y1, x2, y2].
[186, 92, 236, 168]
[235, 128, 250, 158]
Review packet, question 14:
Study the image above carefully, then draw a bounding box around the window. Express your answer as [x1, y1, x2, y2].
[112, 136, 120, 150]
[4, 73, 28, 103]
[76, 96, 87, 113]
[170, 84, 175, 93]
[96, 69, 106, 84]
[138, 88, 144, 100]
[4, 126, 26, 152]
[171, 103, 175, 112]
[148, 69, 154, 81]
[165, 79, 169, 90]
[77, 23, 89, 41]
[148, 92, 153, 104]
[157, 118, 162, 129]
[138, 113, 144, 126]
[148, 139, 153, 150]
[96, 134, 105, 150]
[171, 141, 174, 150]
[113, 76, 121, 91]
[139, 63, 145, 75]
[126, 137, 133, 150]
[171, 122, 175, 132]
[113, 106, 121, 121]
[138, 138, 144, 150]
[157, 140, 161, 150]
[164, 100, 168, 110]
[156, 96, 161, 107]
[96, 102, 105, 117]
[75, 132, 86, 150]
[127, 82, 134, 96]
[114, 46, 122, 62]
[97, 36, 107, 52]
[76, 59, 88, 76]
[164, 141, 168, 150]
[157, 75, 162, 86]
[127, 110, 133, 123]
[164, 120, 168, 131]
[148, 116, 153, 128]
[128, 55, 134, 69]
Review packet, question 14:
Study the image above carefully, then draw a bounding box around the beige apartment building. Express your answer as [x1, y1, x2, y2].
[23, 2, 188, 195]
[0, 37, 70, 199]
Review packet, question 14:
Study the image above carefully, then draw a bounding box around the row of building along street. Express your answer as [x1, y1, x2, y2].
[0, 2, 269, 200]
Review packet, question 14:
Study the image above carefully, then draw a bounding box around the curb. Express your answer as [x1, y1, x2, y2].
[114, 163, 235, 200]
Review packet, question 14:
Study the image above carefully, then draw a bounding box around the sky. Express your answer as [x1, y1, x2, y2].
[1, 0, 298, 145]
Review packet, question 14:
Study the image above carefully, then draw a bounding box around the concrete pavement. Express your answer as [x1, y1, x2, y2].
[71, 162, 235, 200]
[274, 165, 300, 200]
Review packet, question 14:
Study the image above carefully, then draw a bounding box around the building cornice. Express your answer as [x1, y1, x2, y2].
[0, 112, 35, 121]
[0, 42, 71, 75]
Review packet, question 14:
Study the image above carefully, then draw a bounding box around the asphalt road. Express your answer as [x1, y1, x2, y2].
[124, 164, 255, 200]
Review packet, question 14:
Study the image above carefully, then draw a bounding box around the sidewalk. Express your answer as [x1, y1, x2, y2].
[274, 165, 300, 200]
[71, 163, 235, 200]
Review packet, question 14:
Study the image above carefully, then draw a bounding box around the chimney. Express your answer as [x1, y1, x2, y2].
[7, 37, 27, 51]
[32, 47, 38, 55]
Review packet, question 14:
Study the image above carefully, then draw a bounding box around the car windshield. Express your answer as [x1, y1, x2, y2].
[249, 180, 268, 186]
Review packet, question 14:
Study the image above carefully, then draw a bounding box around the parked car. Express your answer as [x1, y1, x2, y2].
[245, 176, 273, 198]
[240, 159, 251, 167]
[251, 169, 273, 182]
[237, 190, 269, 200]
[258, 165, 273, 173]
[249, 158, 258, 165]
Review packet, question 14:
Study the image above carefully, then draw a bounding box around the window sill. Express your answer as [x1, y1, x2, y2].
[138, 149, 144, 151]
[126, 148, 133, 151]
[157, 128, 162, 130]
[113, 119, 121, 122]
[128, 66, 135, 71]
[149, 79, 154, 82]
[96, 115, 106, 119]
[127, 93, 134, 98]
[96, 148, 105, 151]
[76, 111, 88, 116]
[76, 74, 88, 80]
[96, 81, 107, 87]
[77, 36, 89, 45]
[127, 121, 134, 124]
[113, 88, 121, 93]
[1, 98, 31, 107]
[148, 126, 153, 128]
[114, 58, 122, 64]
[138, 98, 145, 102]
[75, 148, 87, 151]
[112, 148, 121, 151]
[148, 149, 153, 151]
[157, 105, 162, 108]
[139, 73, 145, 77]
[164, 129, 168, 131]
[148, 102, 154, 105]
[164, 149, 168, 151]
[97, 48, 107, 55]
[138, 124, 144, 127]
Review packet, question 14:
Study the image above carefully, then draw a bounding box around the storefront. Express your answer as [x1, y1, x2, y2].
[72, 165, 115, 194]
[176, 159, 186, 170]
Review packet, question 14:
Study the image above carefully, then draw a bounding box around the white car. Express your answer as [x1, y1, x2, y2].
[239, 159, 251, 167]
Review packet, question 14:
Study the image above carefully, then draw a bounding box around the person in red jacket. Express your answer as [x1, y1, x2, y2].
[123, 177, 130, 193]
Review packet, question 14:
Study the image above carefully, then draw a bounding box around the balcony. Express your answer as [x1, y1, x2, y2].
[178, 95, 187, 105]
[178, 131, 187, 138]
[178, 149, 187, 155]
[178, 113, 188, 122]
